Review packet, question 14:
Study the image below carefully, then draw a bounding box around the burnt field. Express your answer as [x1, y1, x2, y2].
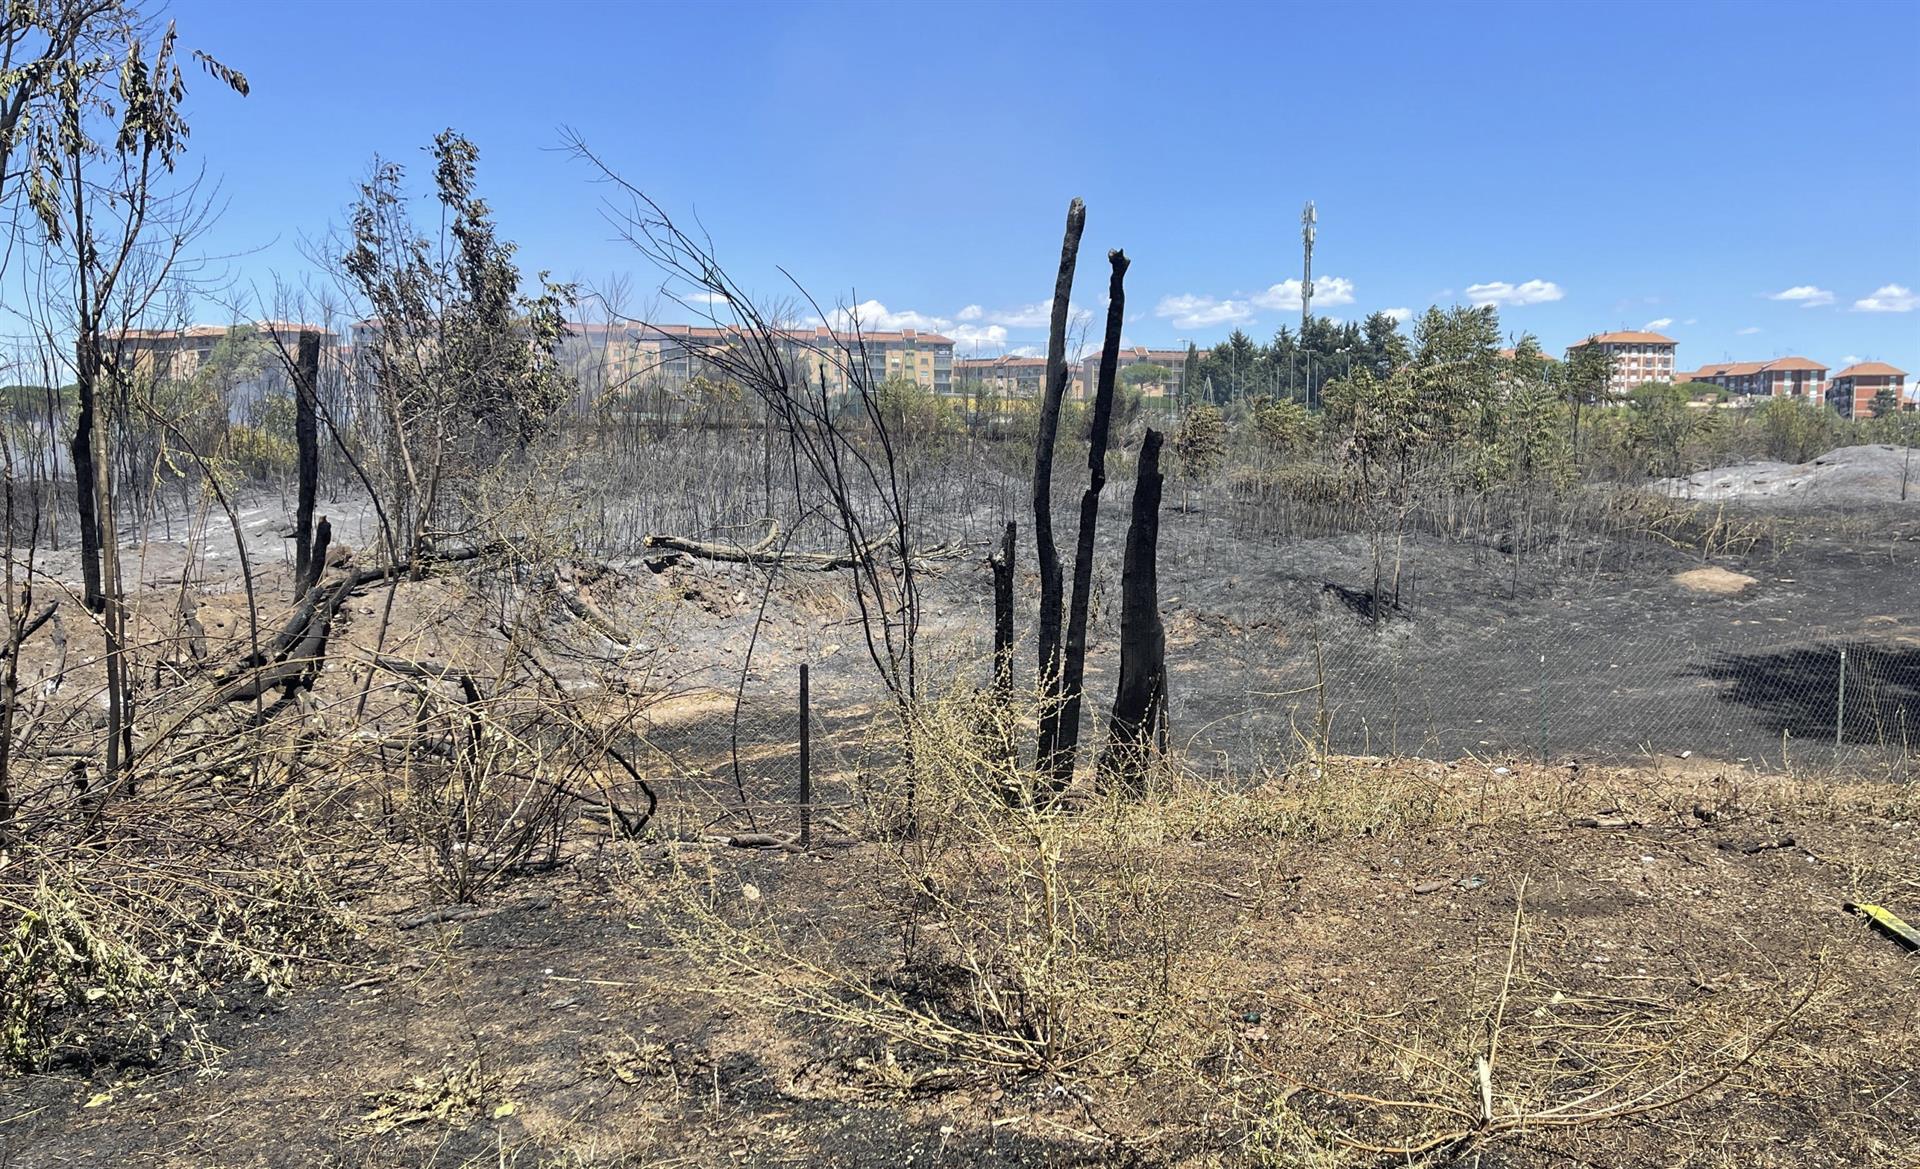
[881, 459, 1920, 782]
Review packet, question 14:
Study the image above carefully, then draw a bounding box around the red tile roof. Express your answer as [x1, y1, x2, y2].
[1833, 361, 1907, 379]
[1574, 330, 1676, 346]
[1758, 356, 1826, 373]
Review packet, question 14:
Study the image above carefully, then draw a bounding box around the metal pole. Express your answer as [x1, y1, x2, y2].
[1537, 651, 1548, 763]
[1836, 647, 1846, 754]
[798, 663, 812, 848]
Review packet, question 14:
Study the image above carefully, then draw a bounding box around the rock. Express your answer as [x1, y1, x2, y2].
[1672, 566, 1756, 596]
[1414, 879, 1448, 894]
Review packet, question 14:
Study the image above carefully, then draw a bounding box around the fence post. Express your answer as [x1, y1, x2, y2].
[1537, 652, 1548, 764]
[1835, 647, 1847, 754]
[798, 662, 812, 849]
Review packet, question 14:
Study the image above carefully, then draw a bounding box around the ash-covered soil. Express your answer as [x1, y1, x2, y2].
[15, 458, 1920, 794]
[1656, 443, 1920, 507]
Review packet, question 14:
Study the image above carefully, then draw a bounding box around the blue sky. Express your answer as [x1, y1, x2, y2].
[168, 0, 1917, 371]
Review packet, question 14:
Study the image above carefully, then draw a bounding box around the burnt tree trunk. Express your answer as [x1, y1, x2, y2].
[989, 518, 1018, 799]
[292, 330, 322, 599]
[991, 519, 1016, 700]
[1032, 197, 1085, 776]
[1100, 428, 1167, 793]
[70, 334, 104, 611]
[1045, 249, 1128, 791]
[305, 516, 332, 594]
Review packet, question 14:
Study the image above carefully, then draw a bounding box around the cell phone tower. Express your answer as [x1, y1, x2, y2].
[1300, 201, 1317, 334]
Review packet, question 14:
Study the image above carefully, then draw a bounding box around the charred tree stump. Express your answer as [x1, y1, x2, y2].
[989, 519, 1018, 799]
[1100, 428, 1168, 793]
[991, 520, 1016, 700]
[292, 330, 322, 598]
[1044, 248, 1128, 792]
[1032, 197, 1086, 777]
[305, 516, 332, 595]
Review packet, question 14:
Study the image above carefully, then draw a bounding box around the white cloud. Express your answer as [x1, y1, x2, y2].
[948, 324, 1009, 353]
[1644, 317, 1674, 330]
[987, 299, 1059, 328]
[1381, 307, 1413, 323]
[1736, 326, 1762, 335]
[1853, 283, 1918, 312]
[1464, 279, 1564, 307]
[1007, 345, 1040, 358]
[675, 289, 731, 307]
[1682, 318, 1698, 325]
[820, 299, 952, 333]
[1153, 293, 1255, 329]
[1251, 275, 1356, 312]
[1766, 285, 1834, 306]
[955, 304, 983, 321]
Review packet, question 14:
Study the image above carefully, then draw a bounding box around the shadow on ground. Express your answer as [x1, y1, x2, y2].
[1698, 641, 1920, 749]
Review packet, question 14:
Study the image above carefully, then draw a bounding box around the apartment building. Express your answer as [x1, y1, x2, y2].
[562, 322, 955, 399]
[1825, 361, 1909, 418]
[1077, 346, 1191, 400]
[1689, 356, 1827, 401]
[1564, 330, 1677, 396]
[953, 354, 1089, 400]
[955, 354, 1046, 398]
[119, 321, 334, 383]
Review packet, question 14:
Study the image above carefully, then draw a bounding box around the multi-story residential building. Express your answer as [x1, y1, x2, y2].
[1564, 330, 1677, 396]
[1689, 356, 1827, 401]
[1826, 361, 1909, 418]
[1077, 346, 1191, 400]
[560, 322, 955, 401]
[122, 322, 331, 382]
[118, 325, 232, 382]
[955, 355, 1046, 399]
[953, 354, 1088, 400]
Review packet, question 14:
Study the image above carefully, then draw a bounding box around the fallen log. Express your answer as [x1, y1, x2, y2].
[0, 600, 59, 661]
[643, 522, 964, 571]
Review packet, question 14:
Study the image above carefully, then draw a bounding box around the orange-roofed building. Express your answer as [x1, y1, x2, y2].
[1692, 356, 1828, 402]
[1565, 330, 1677, 396]
[561, 321, 956, 399]
[1078, 346, 1192, 401]
[1826, 362, 1909, 418]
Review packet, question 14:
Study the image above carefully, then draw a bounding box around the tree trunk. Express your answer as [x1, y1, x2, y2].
[991, 519, 1015, 701]
[1100, 428, 1167, 793]
[989, 518, 1017, 798]
[305, 516, 332, 594]
[1031, 197, 1085, 774]
[70, 335, 104, 611]
[293, 329, 321, 598]
[1045, 249, 1128, 790]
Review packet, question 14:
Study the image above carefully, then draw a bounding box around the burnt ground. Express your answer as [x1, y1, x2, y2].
[4, 463, 1920, 1168]
[2, 758, 1915, 1168]
[15, 459, 1920, 789]
[915, 492, 1920, 779]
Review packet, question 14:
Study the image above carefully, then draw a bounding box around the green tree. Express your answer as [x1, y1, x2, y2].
[1248, 395, 1316, 455]
[1197, 329, 1263, 402]
[1754, 395, 1836, 463]
[342, 129, 578, 560]
[1871, 385, 1900, 419]
[1360, 311, 1411, 379]
[1173, 401, 1226, 481]
[1561, 342, 1614, 449]
[1121, 362, 1171, 390]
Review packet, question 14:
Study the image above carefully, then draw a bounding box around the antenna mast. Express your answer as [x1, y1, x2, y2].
[1300, 200, 1316, 334]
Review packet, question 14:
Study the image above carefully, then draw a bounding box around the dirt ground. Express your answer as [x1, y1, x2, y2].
[3, 757, 1915, 1168]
